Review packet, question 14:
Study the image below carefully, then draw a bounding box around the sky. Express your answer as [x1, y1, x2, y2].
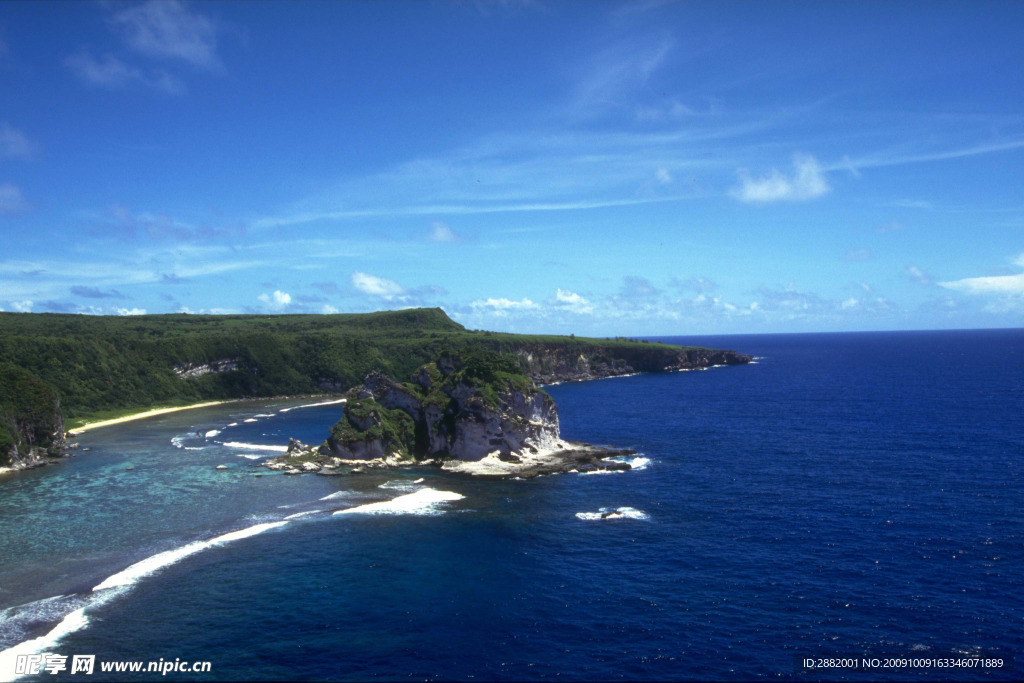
[1, 0, 1022, 335]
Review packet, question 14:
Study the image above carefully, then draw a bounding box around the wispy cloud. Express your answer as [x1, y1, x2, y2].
[838, 138, 1024, 172]
[907, 265, 932, 285]
[844, 248, 874, 262]
[428, 221, 461, 243]
[64, 50, 184, 94]
[0, 183, 30, 215]
[731, 154, 830, 203]
[571, 35, 674, 112]
[108, 0, 224, 72]
[105, 204, 246, 241]
[0, 123, 35, 160]
[71, 286, 126, 299]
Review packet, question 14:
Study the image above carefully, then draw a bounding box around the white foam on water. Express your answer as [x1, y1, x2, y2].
[234, 453, 261, 460]
[413, 478, 425, 484]
[579, 468, 622, 475]
[284, 510, 322, 520]
[227, 422, 239, 427]
[334, 488, 464, 516]
[252, 413, 276, 418]
[170, 435, 187, 448]
[183, 446, 206, 451]
[0, 607, 91, 682]
[243, 418, 258, 423]
[1, 521, 292, 680]
[378, 480, 421, 492]
[93, 522, 288, 592]
[221, 442, 288, 453]
[575, 506, 650, 521]
[279, 398, 346, 413]
[92, 541, 208, 592]
[209, 521, 288, 544]
[319, 490, 355, 501]
[205, 429, 221, 438]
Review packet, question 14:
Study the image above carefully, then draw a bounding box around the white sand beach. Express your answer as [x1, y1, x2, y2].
[66, 401, 235, 436]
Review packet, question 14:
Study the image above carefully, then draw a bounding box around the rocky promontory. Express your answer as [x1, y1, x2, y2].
[512, 342, 752, 385]
[262, 350, 639, 478]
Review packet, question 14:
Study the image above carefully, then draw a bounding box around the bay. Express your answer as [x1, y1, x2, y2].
[1, 330, 1021, 681]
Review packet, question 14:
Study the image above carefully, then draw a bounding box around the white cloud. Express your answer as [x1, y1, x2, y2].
[0, 123, 35, 160]
[351, 271, 405, 299]
[322, 304, 339, 314]
[939, 273, 1024, 295]
[0, 183, 29, 214]
[731, 154, 830, 203]
[109, 0, 223, 71]
[11, 300, 33, 312]
[554, 288, 593, 314]
[429, 221, 460, 243]
[470, 297, 538, 310]
[116, 307, 147, 316]
[655, 167, 672, 185]
[258, 290, 292, 307]
[841, 297, 859, 309]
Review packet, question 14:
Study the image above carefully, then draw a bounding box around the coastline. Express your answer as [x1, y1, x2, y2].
[66, 393, 350, 436]
[66, 400, 240, 436]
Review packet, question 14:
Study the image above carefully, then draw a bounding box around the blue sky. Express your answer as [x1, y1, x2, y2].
[1, 0, 1022, 335]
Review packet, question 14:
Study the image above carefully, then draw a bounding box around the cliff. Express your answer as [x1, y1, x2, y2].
[322, 350, 559, 462]
[0, 364, 67, 471]
[511, 343, 751, 384]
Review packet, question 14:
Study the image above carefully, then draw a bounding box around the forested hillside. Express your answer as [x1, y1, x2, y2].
[0, 308, 731, 426]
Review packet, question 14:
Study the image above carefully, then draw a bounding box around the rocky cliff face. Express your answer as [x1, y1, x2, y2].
[513, 343, 752, 384]
[1, 364, 66, 471]
[319, 353, 560, 463]
[172, 358, 239, 379]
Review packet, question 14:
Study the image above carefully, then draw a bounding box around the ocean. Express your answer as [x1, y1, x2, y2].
[0, 329, 1020, 681]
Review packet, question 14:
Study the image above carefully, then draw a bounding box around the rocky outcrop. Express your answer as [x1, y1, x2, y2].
[1, 364, 67, 471]
[512, 343, 751, 384]
[262, 352, 647, 479]
[320, 353, 561, 462]
[172, 358, 239, 379]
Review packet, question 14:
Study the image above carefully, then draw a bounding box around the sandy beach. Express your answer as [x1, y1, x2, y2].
[66, 400, 236, 436]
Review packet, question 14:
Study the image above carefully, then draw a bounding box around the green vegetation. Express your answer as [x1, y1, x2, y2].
[0, 308, 714, 459]
[0, 308, 699, 423]
[329, 396, 417, 460]
[1, 363, 63, 464]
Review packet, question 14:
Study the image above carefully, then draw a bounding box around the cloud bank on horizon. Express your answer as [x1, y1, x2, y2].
[2, 0, 1022, 334]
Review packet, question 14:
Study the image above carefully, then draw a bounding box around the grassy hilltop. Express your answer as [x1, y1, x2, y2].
[0, 308, 710, 430]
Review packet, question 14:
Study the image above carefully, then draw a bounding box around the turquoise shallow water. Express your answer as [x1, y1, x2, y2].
[1, 330, 1021, 681]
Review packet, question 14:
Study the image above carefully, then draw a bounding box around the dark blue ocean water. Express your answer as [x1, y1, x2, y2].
[1, 330, 1021, 681]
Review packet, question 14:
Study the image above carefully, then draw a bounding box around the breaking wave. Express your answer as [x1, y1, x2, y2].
[575, 506, 649, 521]
[334, 488, 464, 516]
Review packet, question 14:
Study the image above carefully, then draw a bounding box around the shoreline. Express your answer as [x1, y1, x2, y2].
[66, 394, 346, 436]
[66, 400, 239, 436]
